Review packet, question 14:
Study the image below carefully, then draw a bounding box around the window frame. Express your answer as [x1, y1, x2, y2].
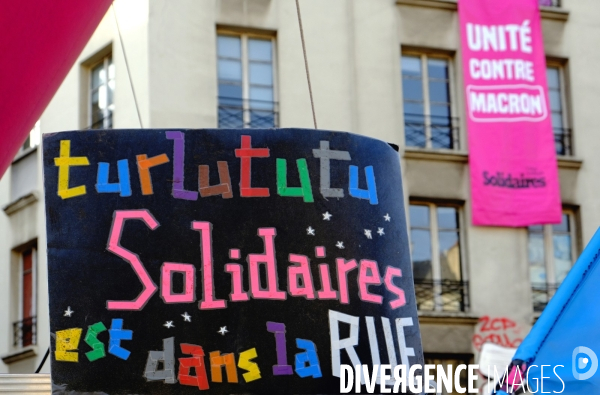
[546, 60, 571, 156]
[408, 200, 469, 312]
[16, 247, 37, 348]
[529, 210, 577, 286]
[216, 29, 279, 128]
[401, 51, 458, 150]
[88, 54, 114, 130]
[528, 210, 578, 312]
[18, 248, 37, 323]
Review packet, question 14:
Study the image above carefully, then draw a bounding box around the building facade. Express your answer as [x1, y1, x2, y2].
[0, 0, 593, 389]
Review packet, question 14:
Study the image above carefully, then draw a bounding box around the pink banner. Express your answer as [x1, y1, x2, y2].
[459, 0, 561, 226]
[0, 0, 112, 178]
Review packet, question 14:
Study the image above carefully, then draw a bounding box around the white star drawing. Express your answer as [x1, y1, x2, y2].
[364, 229, 372, 239]
[322, 211, 332, 221]
[181, 312, 191, 322]
[384, 213, 391, 222]
[64, 307, 74, 317]
[336, 241, 345, 249]
[377, 227, 385, 236]
[306, 226, 315, 235]
[164, 321, 174, 329]
[218, 326, 229, 336]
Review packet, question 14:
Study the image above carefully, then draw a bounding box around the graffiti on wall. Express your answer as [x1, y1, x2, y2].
[472, 316, 526, 352]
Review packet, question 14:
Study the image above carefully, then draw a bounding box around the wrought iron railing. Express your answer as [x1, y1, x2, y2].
[218, 97, 279, 129]
[414, 279, 469, 312]
[539, 0, 561, 7]
[404, 113, 460, 150]
[532, 282, 559, 312]
[555, 128, 573, 156]
[13, 316, 36, 348]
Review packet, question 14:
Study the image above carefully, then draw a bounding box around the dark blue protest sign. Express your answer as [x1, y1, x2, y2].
[43, 128, 423, 394]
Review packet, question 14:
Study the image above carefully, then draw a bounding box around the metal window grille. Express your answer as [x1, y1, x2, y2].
[555, 127, 572, 156]
[531, 282, 559, 312]
[218, 97, 279, 128]
[540, 0, 561, 7]
[405, 114, 460, 150]
[414, 279, 470, 312]
[13, 316, 36, 348]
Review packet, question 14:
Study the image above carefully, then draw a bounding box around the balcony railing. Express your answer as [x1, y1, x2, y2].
[404, 113, 460, 150]
[539, 0, 561, 7]
[555, 127, 572, 156]
[218, 97, 279, 129]
[13, 316, 36, 348]
[414, 279, 469, 312]
[532, 282, 559, 312]
[86, 114, 113, 130]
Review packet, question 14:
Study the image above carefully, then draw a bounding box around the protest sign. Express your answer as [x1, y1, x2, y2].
[43, 128, 423, 394]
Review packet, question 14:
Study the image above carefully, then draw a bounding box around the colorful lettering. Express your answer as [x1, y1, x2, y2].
[384, 266, 406, 309]
[267, 321, 293, 375]
[336, 258, 358, 304]
[276, 158, 314, 202]
[54, 140, 90, 199]
[315, 246, 326, 257]
[358, 259, 383, 304]
[136, 153, 169, 195]
[144, 337, 176, 383]
[178, 344, 209, 389]
[295, 339, 322, 378]
[55, 328, 82, 362]
[229, 249, 240, 259]
[198, 161, 233, 198]
[395, 317, 416, 366]
[381, 317, 399, 368]
[328, 310, 361, 380]
[224, 263, 249, 302]
[166, 131, 198, 200]
[210, 351, 239, 383]
[84, 322, 107, 362]
[161, 262, 196, 303]
[235, 135, 270, 197]
[96, 160, 132, 197]
[288, 254, 315, 299]
[108, 318, 132, 360]
[317, 264, 338, 300]
[365, 316, 381, 377]
[248, 228, 286, 300]
[349, 165, 378, 204]
[312, 140, 351, 198]
[238, 348, 261, 383]
[192, 221, 226, 309]
[106, 210, 159, 310]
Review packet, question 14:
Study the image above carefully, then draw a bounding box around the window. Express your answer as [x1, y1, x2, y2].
[529, 212, 577, 312]
[11, 121, 40, 201]
[90, 55, 114, 129]
[547, 65, 570, 156]
[217, 33, 278, 128]
[402, 54, 457, 150]
[14, 248, 36, 348]
[409, 203, 468, 312]
[19, 121, 40, 154]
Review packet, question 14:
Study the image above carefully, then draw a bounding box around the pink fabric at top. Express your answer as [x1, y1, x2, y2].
[459, 0, 562, 226]
[0, 0, 112, 178]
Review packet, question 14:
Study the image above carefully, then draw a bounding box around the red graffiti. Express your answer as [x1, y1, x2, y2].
[472, 316, 524, 351]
